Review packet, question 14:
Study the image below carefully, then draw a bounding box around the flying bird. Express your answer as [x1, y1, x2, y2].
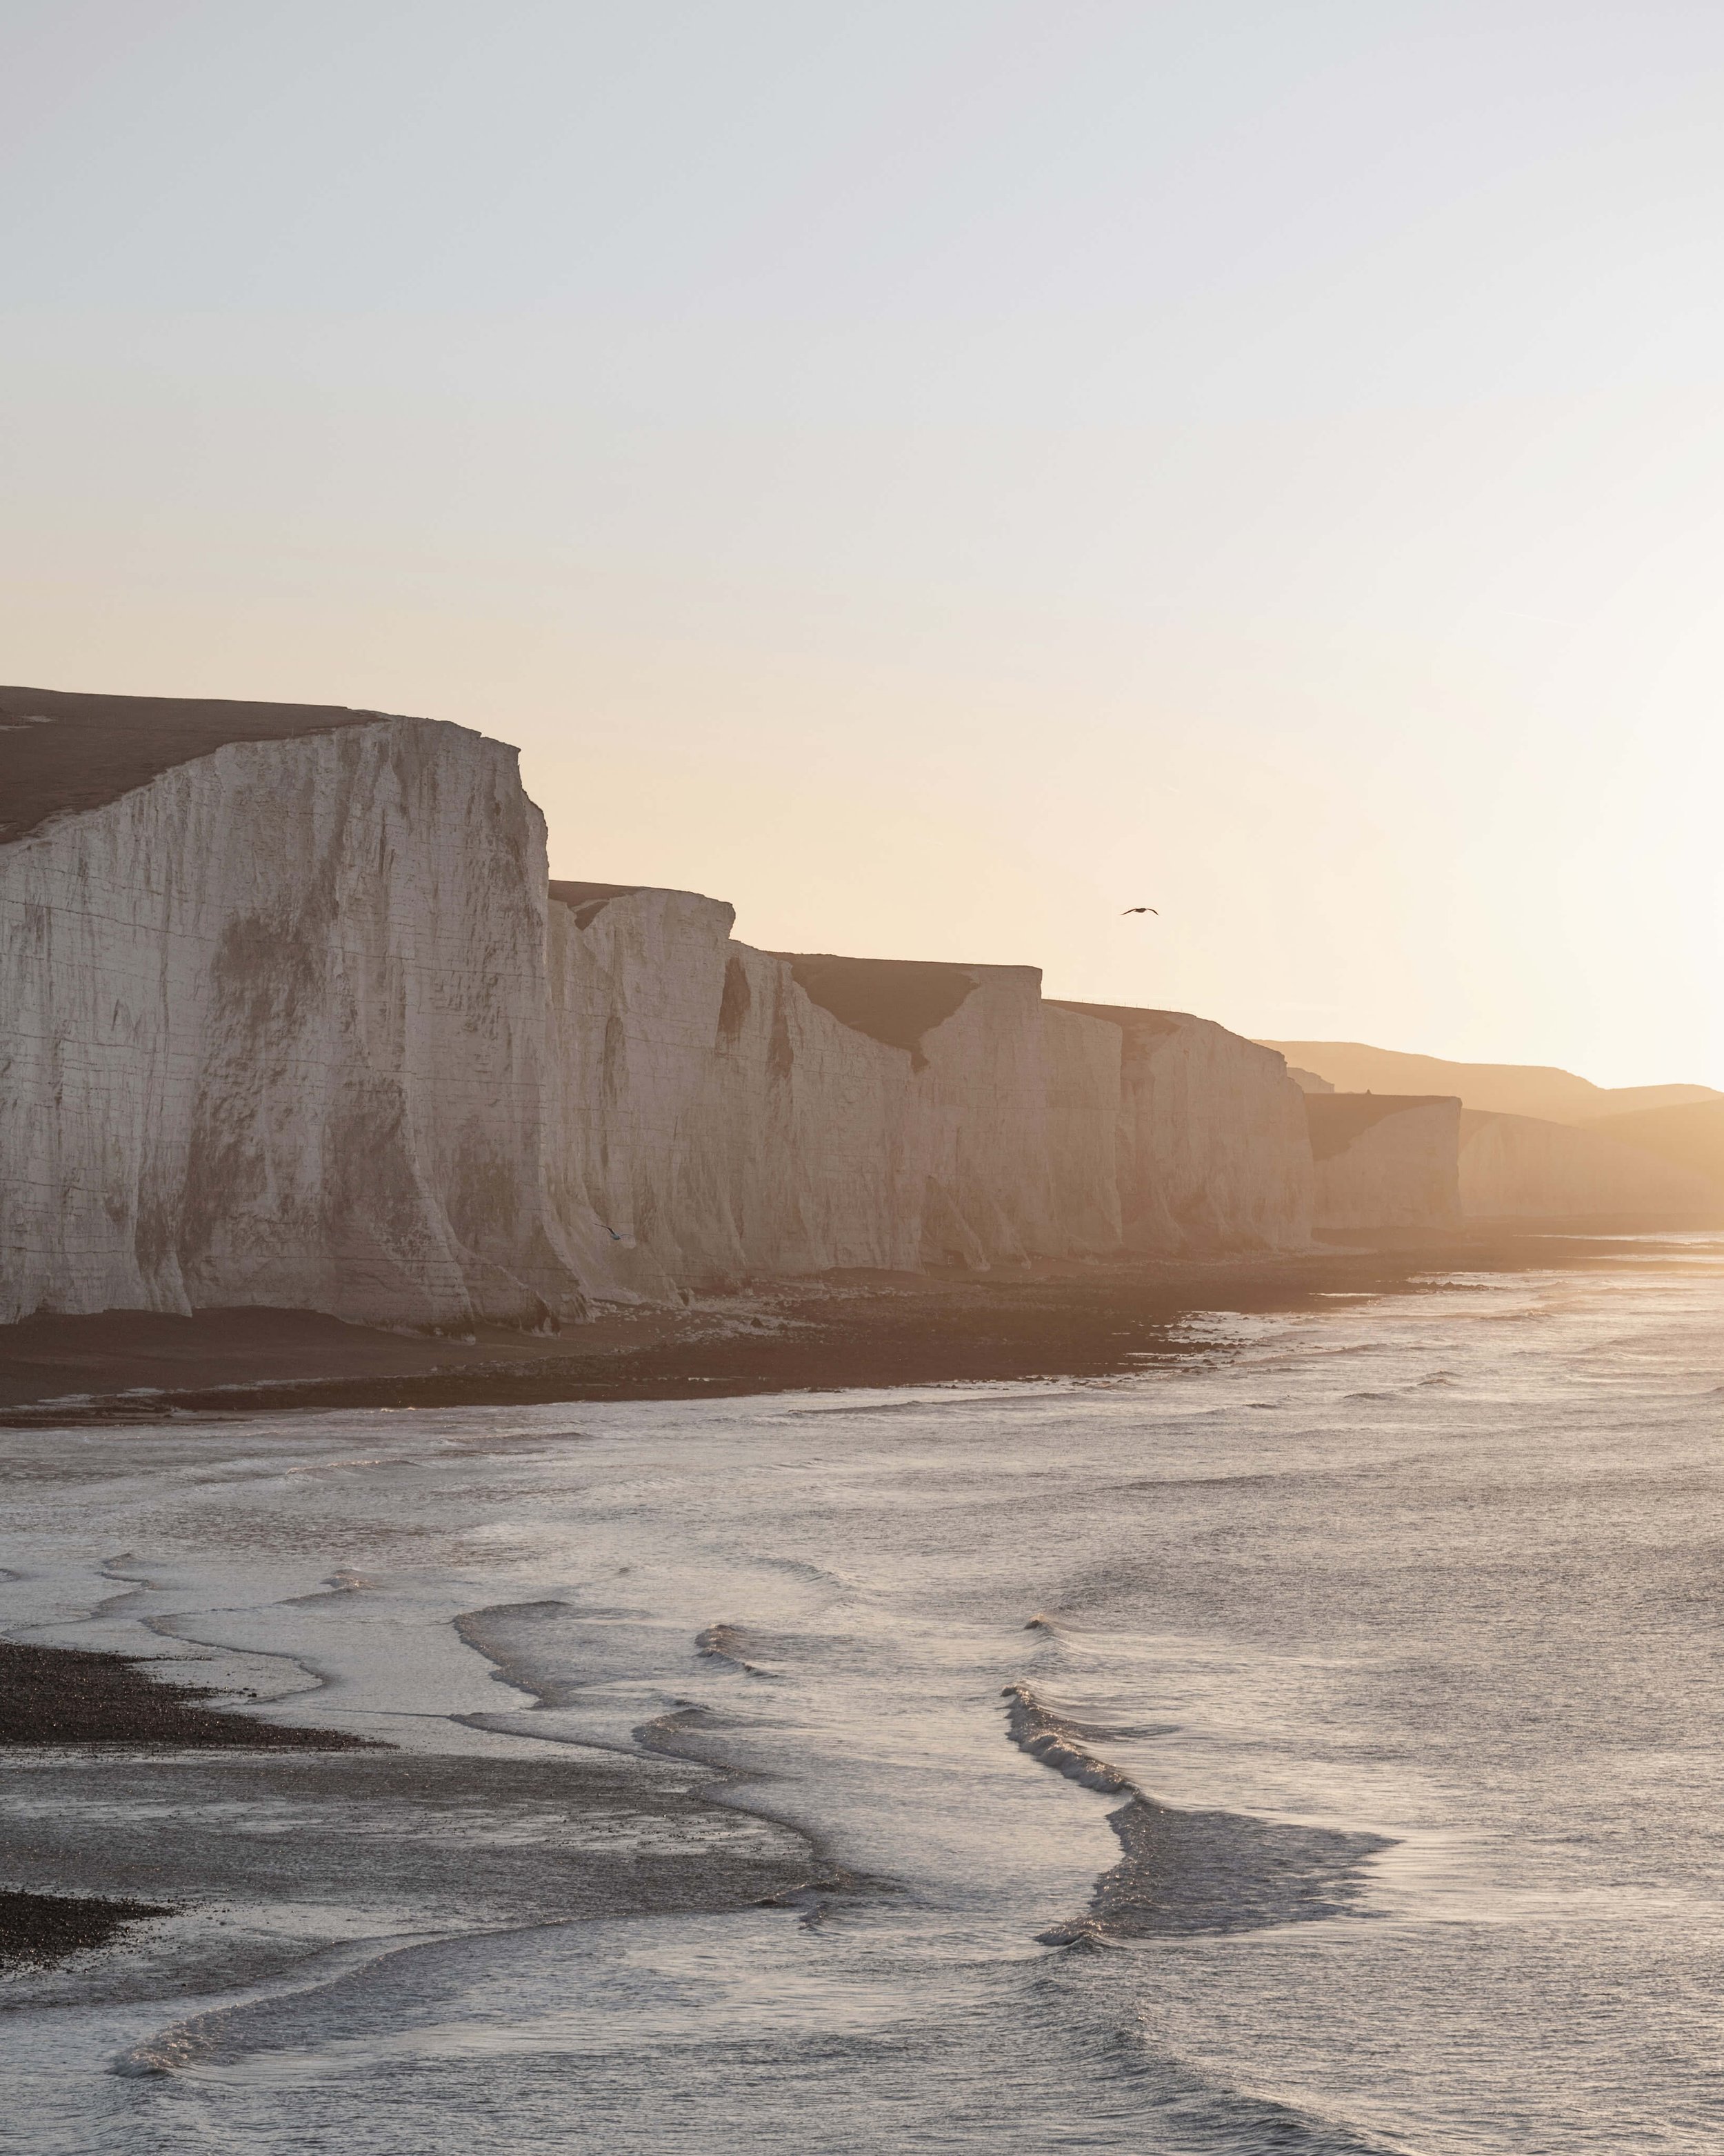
[1120, 906, 1158, 915]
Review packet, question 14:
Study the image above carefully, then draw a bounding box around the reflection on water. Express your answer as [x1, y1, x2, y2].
[5, 1238, 1724, 2152]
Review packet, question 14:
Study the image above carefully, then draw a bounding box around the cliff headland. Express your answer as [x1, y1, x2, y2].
[4, 688, 1719, 1415]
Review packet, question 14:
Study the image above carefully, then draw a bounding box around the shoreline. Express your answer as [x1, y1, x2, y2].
[2, 1226, 1711, 1425]
[0, 1634, 816, 1984]
[0, 1640, 386, 1752]
[0, 1642, 381, 1969]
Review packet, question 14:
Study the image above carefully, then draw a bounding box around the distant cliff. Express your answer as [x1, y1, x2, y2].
[543, 898, 1132, 1290]
[1582, 1098, 1724, 1193]
[541, 900, 1315, 1296]
[1260, 1039, 1719, 1125]
[1465, 1104, 1724, 1220]
[1052, 1005, 1312, 1252]
[1305, 1095, 1464, 1235]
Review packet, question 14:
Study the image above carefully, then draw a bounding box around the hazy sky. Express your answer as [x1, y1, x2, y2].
[5, 1, 1723, 1085]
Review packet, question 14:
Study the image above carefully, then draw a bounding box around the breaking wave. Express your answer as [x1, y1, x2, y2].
[1110, 2046, 1429, 2155]
[694, 1622, 779, 1678]
[1005, 1682, 1393, 1944]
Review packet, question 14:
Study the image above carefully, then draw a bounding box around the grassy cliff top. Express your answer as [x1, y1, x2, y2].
[775, 953, 980, 1058]
[1305, 1092, 1459, 1162]
[0, 686, 395, 842]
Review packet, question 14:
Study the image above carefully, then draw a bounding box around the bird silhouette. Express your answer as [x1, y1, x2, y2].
[1120, 906, 1159, 915]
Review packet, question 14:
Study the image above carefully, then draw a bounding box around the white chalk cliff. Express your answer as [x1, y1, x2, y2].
[1, 693, 1345, 1328]
[543, 890, 1136, 1292]
[1, 695, 585, 1328]
[1306, 1095, 1465, 1234]
[1053, 1005, 1313, 1252]
[1458, 1108, 1718, 1221]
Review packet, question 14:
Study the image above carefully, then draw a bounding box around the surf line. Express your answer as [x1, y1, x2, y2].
[1003, 1679, 1395, 1947]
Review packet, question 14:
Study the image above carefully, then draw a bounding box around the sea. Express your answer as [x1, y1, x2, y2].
[4, 1235, 1724, 2153]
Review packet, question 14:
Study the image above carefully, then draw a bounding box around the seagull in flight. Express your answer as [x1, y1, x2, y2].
[1120, 906, 1159, 915]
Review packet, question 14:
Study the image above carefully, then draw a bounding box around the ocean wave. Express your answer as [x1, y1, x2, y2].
[112, 1935, 432, 2077]
[694, 1623, 779, 1679]
[1116, 1468, 1307, 1494]
[633, 1701, 728, 1759]
[1005, 1681, 1393, 1944]
[1003, 1683, 1134, 1797]
[1110, 2037, 1428, 2155]
[783, 1388, 1076, 1419]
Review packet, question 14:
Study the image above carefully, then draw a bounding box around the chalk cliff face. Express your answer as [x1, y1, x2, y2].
[828, 958, 1121, 1268]
[2, 692, 1354, 1328]
[543, 901, 1125, 1291]
[1459, 1109, 1719, 1221]
[545, 892, 925, 1292]
[1305, 1095, 1464, 1233]
[1054, 1006, 1314, 1252]
[1583, 1098, 1724, 1195]
[1, 706, 585, 1328]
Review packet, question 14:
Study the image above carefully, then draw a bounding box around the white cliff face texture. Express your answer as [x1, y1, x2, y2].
[543, 906, 1126, 1292]
[891, 964, 1121, 1268]
[1, 700, 585, 1328]
[1458, 1109, 1718, 1220]
[1306, 1095, 1465, 1233]
[544, 892, 927, 1292]
[3, 690, 1436, 1329]
[1054, 1006, 1314, 1252]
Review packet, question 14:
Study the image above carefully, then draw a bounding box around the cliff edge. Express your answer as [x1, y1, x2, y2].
[1, 692, 585, 1328]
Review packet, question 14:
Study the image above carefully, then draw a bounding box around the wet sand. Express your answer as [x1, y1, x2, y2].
[0, 1232, 1690, 1425]
[0, 1641, 379, 1968]
[6, 1231, 1721, 2107]
[0, 1886, 173, 1968]
[0, 1641, 384, 1751]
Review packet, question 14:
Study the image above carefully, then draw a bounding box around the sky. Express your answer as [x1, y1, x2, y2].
[3, 1, 1723, 1086]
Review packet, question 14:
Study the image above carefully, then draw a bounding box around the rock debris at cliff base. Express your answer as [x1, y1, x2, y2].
[0, 1235, 1668, 1422]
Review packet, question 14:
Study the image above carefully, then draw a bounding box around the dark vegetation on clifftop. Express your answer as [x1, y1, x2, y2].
[774, 953, 979, 1061]
[1303, 1093, 1459, 1162]
[0, 686, 390, 843]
